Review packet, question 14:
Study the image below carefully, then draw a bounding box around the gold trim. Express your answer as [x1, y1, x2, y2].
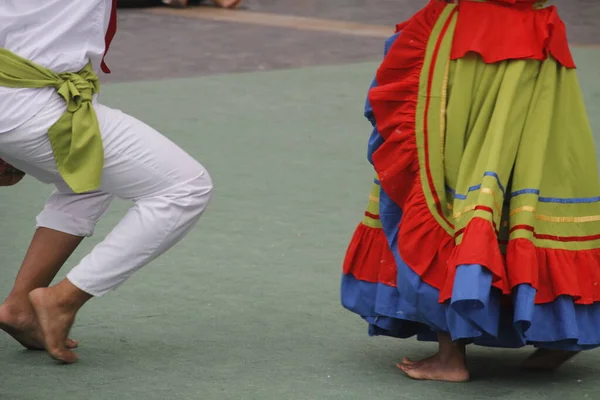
[452, 187, 502, 219]
[368, 194, 380, 203]
[510, 206, 600, 223]
[453, 205, 476, 219]
[481, 188, 503, 218]
[440, 60, 450, 166]
[537, 214, 600, 223]
[510, 206, 536, 216]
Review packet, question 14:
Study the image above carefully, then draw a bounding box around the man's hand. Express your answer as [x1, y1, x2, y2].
[0, 159, 25, 186]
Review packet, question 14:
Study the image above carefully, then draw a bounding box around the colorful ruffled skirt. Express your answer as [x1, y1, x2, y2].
[341, 0, 600, 350]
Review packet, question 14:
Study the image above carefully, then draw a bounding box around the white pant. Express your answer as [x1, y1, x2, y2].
[0, 95, 213, 296]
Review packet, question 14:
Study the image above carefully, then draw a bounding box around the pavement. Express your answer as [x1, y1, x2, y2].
[1, 2, 599, 400]
[105, 0, 600, 82]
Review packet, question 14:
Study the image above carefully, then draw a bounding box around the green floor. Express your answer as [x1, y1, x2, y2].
[1, 48, 599, 400]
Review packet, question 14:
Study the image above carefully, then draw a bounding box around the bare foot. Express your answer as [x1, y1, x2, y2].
[0, 301, 78, 350]
[29, 289, 79, 364]
[522, 349, 579, 370]
[397, 353, 470, 382]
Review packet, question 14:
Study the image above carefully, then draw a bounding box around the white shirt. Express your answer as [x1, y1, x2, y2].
[0, 0, 114, 133]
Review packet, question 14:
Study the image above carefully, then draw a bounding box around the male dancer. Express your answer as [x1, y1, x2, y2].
[0, 0, 213, 364]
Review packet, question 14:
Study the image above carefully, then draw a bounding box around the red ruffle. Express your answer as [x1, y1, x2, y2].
[370, 0, 454, 295]
[443, 217, 600, 305]
[368, 0, 595, 305]
[506, 239, 600, 305]
[452, 1, 575, 68]
[442, 218, 509, 302]
[343, 224, 397, 287]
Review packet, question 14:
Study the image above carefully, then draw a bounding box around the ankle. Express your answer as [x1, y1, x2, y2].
[51, 279, 92, 311]
[2, 293, 32, 309]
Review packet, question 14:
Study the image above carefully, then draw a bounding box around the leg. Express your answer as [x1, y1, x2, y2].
[397, 332, 470, 382]
[62, 103, 213, 297]
[1, 100, 212, 363]
[29, 280, 91, 363]
[0, 189, 113, 350]
[0, 228, 82, 350]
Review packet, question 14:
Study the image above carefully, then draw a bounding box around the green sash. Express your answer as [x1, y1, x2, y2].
[0, 49, 104, 193]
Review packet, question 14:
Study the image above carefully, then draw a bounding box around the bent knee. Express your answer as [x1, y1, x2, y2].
[183, 168, 213, 213]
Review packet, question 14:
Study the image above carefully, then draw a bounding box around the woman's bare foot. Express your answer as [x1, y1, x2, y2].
[397, 333, 470, 382]
[0, 300, 78, 350]
[29, 280, 91, 364]
[397, 352, 470, 382]
[522, 349, 579, 370]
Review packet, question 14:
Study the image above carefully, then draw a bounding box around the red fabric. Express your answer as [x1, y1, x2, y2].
[101, 0, 118, 74]
[422, 11, 459, 229]
[452, 1, 575, 68]
[370, 0, 455, 295]
[443, 217, 600, 305]
[343, 224, 397, 287]
[507, 240, 600, 305]
[366, 0, 592, 305]
[442, 218, 509, 302]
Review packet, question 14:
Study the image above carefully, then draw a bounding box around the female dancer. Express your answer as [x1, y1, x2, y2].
[342, 0, 600, 382]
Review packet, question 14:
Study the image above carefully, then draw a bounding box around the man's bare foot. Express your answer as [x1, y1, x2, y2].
[29, 289, 79, 364]
[522, 348, 579, 370]
[397, 352, 470, 382]
[0, 301, 78, 350]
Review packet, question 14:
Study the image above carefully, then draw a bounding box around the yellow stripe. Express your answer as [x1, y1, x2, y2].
[453, 205, 476, 219]
[537, 214, 600, 223]
[452, 188, 502, 219]
[510, 206, 600, 223]
[510, 206, 536, 216]
[481, 188, 503, 218]
[440, 60, 450, 166]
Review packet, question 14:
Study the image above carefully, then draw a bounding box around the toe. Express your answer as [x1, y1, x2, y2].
[397, 363, 413, 374]
[401, 357, 416, 365]
[49, 348, 78, 364]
